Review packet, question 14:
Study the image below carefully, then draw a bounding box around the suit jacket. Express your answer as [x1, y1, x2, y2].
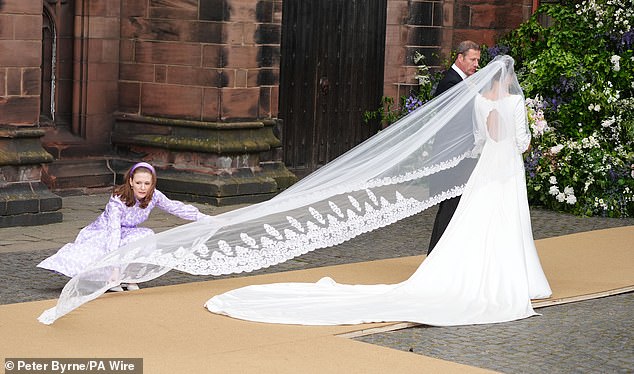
[434, 68, 463, 97]
[427, 66, 468, 254]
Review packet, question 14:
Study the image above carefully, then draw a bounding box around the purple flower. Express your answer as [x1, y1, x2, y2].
[488, 45, 510, 59]
[619, 31, 633, 52]
[404, 96, 423, 113]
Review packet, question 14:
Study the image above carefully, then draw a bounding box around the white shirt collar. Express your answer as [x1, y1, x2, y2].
[451, 63, 468, 80]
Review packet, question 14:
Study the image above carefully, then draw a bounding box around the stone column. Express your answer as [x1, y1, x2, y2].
[0, 1, 63, 227]
[0, 126, 62, 227]
[114, 0, 296, 205]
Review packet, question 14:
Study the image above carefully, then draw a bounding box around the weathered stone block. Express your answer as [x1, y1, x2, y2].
[229, 0, 258, 22]
[470, 5, 525, 29]
[235, 69, 248, 88]
[0, 71, 5, 96]
[202, 45, 227, 68]
[23, 68, 40, 95]
[408, 1, 434, 26]
[13, 15, 41, 40]
[42, 159, 114, 190]
[407, 26, 441, 46]
[200, 0, 230, 22]
[135, 41, 202, 66]
[0, 15, 13, 39]
[0, 97, 39, 124]
[118, 82, 141, 114]
[202, 88, 221, 120]
[0, 0, 41, 14]
[256, 45, 280, 68]
[256, 1, 274, 22]
[6, 67, 21, 95]
[225, 45, 258, 69]
[166, 66, 223, 87]
[220, 88, 259, 119]
[121, 0, 148, 19]
[254, 24, 281, 44]
[141, 83, 203, 119]
[119, 39, 135, 61]
[88, 0, 122, 17]
[149, 0, 198, 20]
[0, 211, 63, 228]
[120, 62, 155, 82]
[194, 21, 224, 44]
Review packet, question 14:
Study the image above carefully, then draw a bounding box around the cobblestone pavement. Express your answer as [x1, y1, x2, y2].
[356, 293, 634, 374]
[1, 194, 633, 372]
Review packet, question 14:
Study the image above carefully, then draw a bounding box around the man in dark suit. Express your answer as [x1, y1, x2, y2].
[427, 40, 481, 255]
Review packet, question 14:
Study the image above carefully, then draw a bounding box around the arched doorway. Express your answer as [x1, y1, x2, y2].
[41, 0, 74, 129]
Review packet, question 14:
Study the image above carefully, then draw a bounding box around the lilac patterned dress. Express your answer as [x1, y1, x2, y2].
[37, 190, 205, 277]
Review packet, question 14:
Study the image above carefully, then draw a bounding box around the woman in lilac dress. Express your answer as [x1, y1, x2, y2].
[37, 162, 207, 291]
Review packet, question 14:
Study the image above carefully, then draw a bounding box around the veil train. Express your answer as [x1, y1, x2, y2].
[38, 55, 549, 325]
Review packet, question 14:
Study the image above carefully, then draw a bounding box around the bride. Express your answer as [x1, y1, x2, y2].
[39, 55, 551, 325]
[203, 57, 552, 326]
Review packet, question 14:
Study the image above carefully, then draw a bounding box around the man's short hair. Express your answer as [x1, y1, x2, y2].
[456, 40, 480, 55]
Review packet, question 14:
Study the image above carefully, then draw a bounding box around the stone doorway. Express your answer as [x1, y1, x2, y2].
[278, 0, 387, 178]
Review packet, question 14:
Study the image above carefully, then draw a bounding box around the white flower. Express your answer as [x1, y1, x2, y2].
[549, 185, 560, 196]
[611, 55, 621, 72]
[564, 186, 574, 195]
[550, 144, 564, 154]
[549, 176, 557, 185]
[601, 116, 616, 128]
[565, 194, 577, 204]
[594, 104, 601, 112]
[556, 193, 566, 202]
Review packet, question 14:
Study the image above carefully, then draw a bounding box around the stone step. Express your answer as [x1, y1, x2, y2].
[41, 158, 116, 191]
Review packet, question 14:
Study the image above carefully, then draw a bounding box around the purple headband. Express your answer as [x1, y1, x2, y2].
[130, 162, 156, 176]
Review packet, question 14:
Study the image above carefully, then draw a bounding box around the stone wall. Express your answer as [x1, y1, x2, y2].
[451, 0, 533, 46]
[118, 0, 281, 121]
[0, 0, 41, 124]
[382, 0, 533, 101]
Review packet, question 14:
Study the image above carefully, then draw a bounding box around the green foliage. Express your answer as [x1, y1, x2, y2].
[503, 0, 634, 217]
[363, 52, 445, 128]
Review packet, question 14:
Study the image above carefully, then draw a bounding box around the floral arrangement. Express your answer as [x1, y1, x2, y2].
[499, 0, 634, 217]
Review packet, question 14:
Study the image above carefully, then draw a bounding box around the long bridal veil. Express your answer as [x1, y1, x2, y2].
[39, 55, 528, 325]
[203, 55, 552, 326]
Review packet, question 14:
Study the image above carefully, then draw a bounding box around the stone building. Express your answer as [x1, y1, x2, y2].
[0, 0, 535, 227]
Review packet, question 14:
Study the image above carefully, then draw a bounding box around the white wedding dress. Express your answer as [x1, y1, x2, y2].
[204, 93, 552, 326]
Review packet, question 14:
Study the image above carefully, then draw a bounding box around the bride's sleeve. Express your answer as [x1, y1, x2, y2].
[514, 96, 531, 153]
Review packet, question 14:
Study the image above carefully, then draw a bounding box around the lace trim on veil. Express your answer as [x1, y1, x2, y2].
[167, 184, 465, 275]
[155, 151, 471, 275]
